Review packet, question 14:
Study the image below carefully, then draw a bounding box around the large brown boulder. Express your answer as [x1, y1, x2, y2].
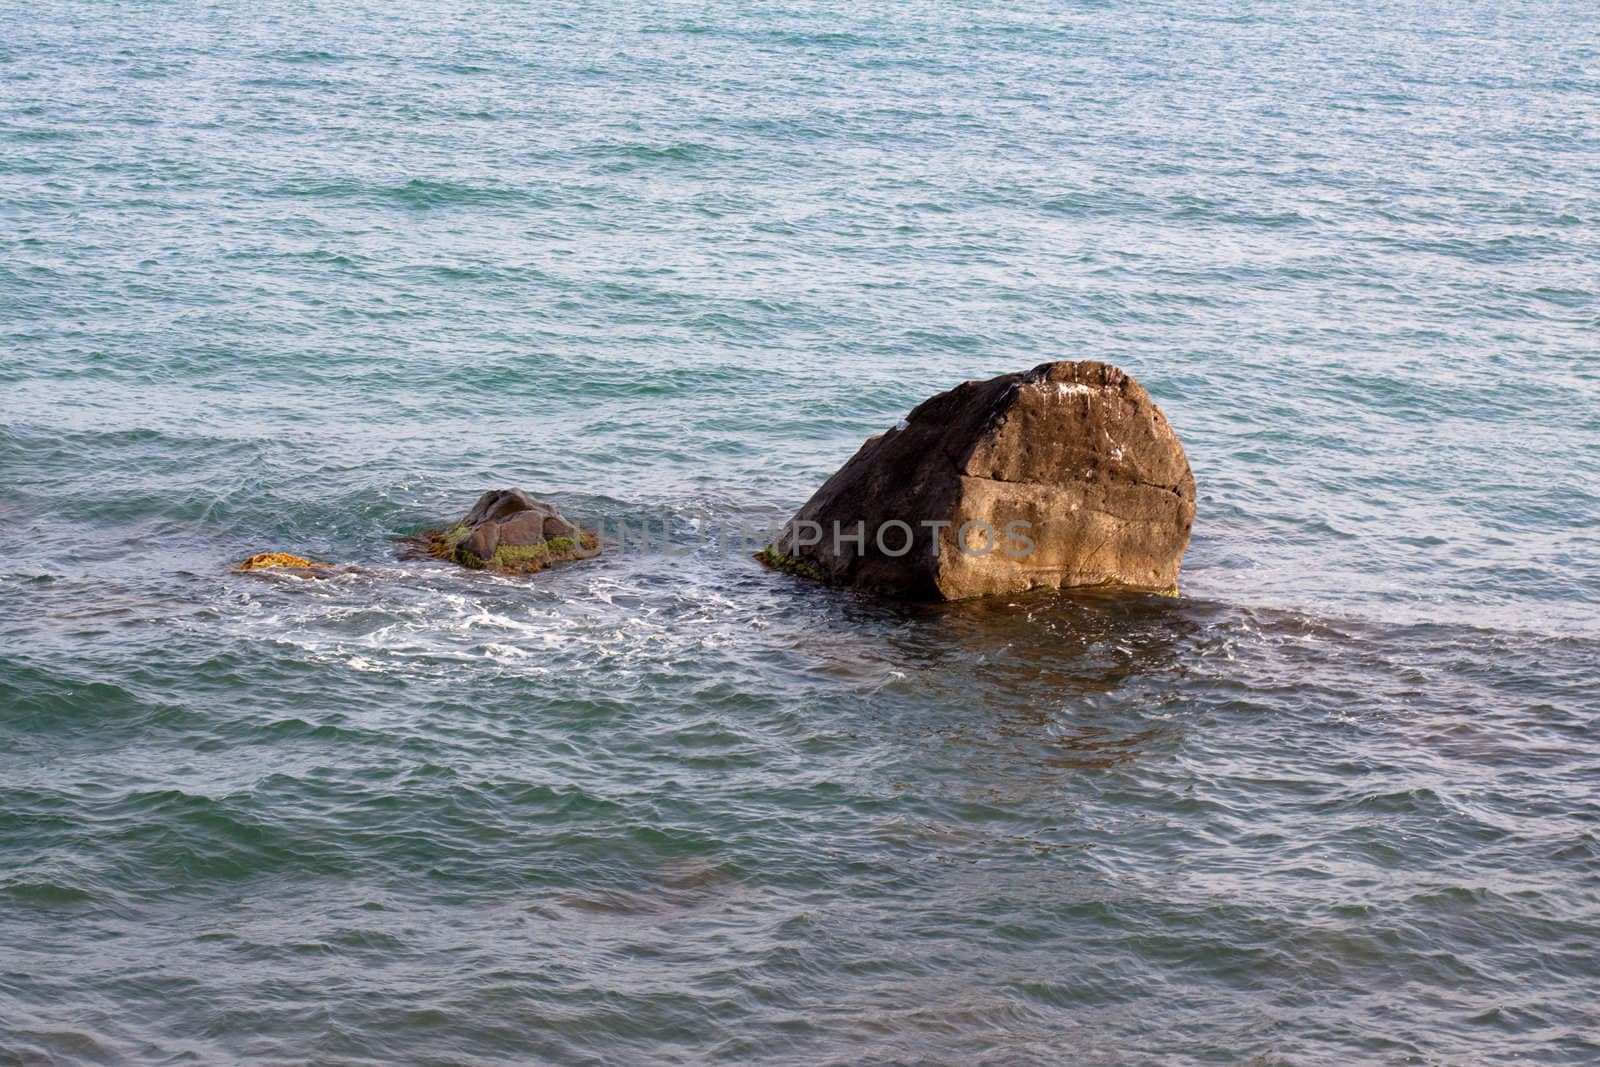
[425, 489, 597, 573]
[761, 361, 1195, 600]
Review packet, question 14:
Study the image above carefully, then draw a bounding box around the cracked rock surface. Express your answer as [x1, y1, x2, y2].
[768, 361, 1196, 600]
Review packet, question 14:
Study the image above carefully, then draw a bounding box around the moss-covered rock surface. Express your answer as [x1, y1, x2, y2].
[753, 545, 823, 582]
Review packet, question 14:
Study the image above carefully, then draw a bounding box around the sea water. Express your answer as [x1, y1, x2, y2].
[2, 1, 1597, 1062]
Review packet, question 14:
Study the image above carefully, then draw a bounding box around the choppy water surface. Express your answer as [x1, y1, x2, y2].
[3, 1, 1598, 1063]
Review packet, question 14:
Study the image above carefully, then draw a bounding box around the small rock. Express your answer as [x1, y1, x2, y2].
[427, 489, 598, 574]
[236, 552, 327, 571]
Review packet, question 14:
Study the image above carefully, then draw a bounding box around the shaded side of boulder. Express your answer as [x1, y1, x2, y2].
[426, 489, 597, 574]
[763, 361, 1195, 600]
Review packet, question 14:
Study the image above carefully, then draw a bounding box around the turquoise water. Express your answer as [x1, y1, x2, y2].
[3, 1, 1599, 1062]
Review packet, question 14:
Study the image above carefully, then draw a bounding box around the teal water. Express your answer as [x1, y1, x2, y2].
[3, 1, 1599, 1062]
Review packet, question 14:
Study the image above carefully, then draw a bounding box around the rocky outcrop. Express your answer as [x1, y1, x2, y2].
[761, 361, 1195, 600]
[426, 489, 597, 573]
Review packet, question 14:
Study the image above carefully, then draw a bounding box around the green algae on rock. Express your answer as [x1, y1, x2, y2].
[753, 545, 822, 582]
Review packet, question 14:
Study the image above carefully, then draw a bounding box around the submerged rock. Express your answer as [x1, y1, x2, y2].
[425, 489, 597, 574]
[236, 552, 328, 571]
[762, 361, 1195, 600]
